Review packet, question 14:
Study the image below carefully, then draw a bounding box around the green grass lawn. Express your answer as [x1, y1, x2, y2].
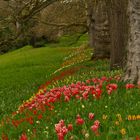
[0, 34, 88, 119]
[0, 46, 72, 119]
[0, 34, 140, 139]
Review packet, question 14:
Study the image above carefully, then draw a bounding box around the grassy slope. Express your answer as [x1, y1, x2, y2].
[0, 34, 88, 118]
[0, 34, 140, 139]
[0, 46, 70, 118]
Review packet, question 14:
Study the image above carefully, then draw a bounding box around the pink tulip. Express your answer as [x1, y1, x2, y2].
[89, 113, 95, 120]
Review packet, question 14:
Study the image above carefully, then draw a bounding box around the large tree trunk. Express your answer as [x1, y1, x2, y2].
[93, 0, 110, 59]
[123, 0, 140, 83]
[87, 0, 110, 59]
[85, 0, 95, 48]
[87, 0, 95, 48]
[106, 0, 128, 69]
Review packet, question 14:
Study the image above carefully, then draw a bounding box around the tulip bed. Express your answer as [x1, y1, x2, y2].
[0, 59, 140, 140]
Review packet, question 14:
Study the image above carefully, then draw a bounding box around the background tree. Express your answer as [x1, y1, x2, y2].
[37, 0, 87, 41]
[85, 0, 95, 48]
[87, 0, 110, 59]
[0, 0, 58, 53]
[93, 0, 110, 59]
[105, 0, 128, 69]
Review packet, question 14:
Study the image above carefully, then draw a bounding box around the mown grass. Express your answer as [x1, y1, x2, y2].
[0, 34, 140, 139]
[0, 58, 140, 140]
[0, 34, 88, 119]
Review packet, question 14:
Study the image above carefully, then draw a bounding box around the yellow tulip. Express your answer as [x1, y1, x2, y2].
[120, 128, 126, 135]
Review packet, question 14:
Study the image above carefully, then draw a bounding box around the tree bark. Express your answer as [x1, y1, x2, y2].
[106, 0, 128, 69]
[85, 0, 95, 48]
[91, 0, 110, 59]
[88, 7, 95, 49]
[123, 0, 140, 83]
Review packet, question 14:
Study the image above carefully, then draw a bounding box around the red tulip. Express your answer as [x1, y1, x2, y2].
[67, 124, 73, 131]
[19, 133, 28, 140]
[126, 84, 135, 89]
[89, 113, 95, 120]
